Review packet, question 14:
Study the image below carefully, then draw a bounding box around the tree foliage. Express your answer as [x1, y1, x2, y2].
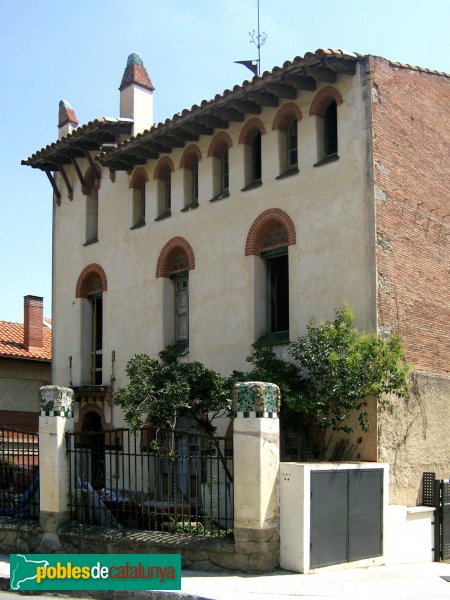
[288, 305, 409, 431]
[114, 346, 230, 433]
[115, 306, 410, 436]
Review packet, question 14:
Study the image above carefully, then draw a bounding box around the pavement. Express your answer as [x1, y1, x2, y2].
[1, 554, 450, 600]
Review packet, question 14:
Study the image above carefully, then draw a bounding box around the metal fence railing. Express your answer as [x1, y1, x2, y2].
[66, 427, 233, 538]
[0, 428, 39, 519]
[423, 472, 450, 562]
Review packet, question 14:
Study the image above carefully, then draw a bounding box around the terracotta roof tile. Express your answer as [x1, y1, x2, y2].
[0, 320, 52, 361]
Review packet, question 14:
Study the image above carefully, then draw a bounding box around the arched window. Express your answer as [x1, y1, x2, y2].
[130, 168, 148, 228]
[272, 103, 302, 176]
[246, 209, 296, 342]
[180, 145, 202, 209]
[239, 118, 266, 190]
[154, 157, 174, 219]
[208, 132, 232, 201]
[83, 166, 101, 244]
[309, 86, 343, 165]
[76, 264, 107, 385]
[156, 237, 195, 351]
[324, 101, 338, 156]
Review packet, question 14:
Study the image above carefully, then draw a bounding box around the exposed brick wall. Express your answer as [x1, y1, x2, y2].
[23, 296, 43, 349]
[371, 56, 450, 373]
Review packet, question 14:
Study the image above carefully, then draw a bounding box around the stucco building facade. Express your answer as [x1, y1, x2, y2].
[23, 49, 449, 503]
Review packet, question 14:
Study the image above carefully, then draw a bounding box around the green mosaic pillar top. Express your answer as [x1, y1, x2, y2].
[40, 385, 74, 418]
[232, 381, 280, 418]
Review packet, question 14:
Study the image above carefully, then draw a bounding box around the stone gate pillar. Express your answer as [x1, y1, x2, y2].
[232, 381, 280, 571]
[39, 385, 74, 532]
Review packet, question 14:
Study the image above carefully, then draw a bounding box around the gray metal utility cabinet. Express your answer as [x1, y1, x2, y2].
[280, 462, 389, 573]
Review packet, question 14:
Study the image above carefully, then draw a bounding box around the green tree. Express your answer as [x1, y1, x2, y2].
[287, 305, 410, 432]
[114, 347, 230, 436]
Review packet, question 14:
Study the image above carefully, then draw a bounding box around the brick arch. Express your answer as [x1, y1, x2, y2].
[156, 236, 196, 278]
[75, 403, 107, 433]
[179, 144, 202, 169]
[238, 117, 266, 145]
[153, 156, 174, 180]
[245, 208, 296, 256]
[207, 132, 233, 158]
[272, 102, 303, 131]
[309, 86, 343, 118]
[82, 165, 101, 195]
[130, 166, 148, 188]
[76, 263, 108, 298]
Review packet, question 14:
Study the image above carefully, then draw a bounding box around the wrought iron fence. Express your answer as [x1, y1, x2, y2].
[66, 427, 233, 537]
[423, 472, 450, 561]
[0, 428, 39, 519]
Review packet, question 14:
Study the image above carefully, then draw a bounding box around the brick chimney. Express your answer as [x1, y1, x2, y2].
[24, 295, 43, 350]
[58, 99, 79, 139]
[119, 53, 154, 136]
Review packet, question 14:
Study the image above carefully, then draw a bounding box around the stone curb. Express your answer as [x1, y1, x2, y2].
[0, 577, 212, 599]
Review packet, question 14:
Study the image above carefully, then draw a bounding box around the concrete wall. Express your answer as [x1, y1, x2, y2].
[378, 371, 450, 505]
[0, 359, 51, 429]
[52, 65, 375, 428]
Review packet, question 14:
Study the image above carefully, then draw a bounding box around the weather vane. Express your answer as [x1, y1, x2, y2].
[235, 0, 267, 77]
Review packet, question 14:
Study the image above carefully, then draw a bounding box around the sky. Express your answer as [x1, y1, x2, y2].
[1, 0, 449, 323]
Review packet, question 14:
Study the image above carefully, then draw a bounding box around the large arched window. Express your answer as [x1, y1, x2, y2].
[246, 209, 296, 342]
[156, 237, 195, 351]
[76, 264, 107, 384]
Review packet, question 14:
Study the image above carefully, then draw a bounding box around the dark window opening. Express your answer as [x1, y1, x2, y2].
[90, 294, 102, 385]
[287, 119, 298, 168]
[221, 147, 229, 192]
[175, 276, 189, 348]
[268, 254, 289, 333]
[324, 101, 337, 156]
[252, 132, 262, 182]
[191, 161, 199, 202]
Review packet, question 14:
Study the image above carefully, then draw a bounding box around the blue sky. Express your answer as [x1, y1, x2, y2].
[1, 0, 449, 322]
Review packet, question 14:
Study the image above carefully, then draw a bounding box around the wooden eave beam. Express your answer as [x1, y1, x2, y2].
[264, 83, 297, 99]
[327, 58, 356, 75]
[182, 122, 214, 136]
[83, 150, 100, 178]
[172, 129, 199, 142]
[306, 66, 337, 83]
[246, 91, 279, 107]
[69, 157, 85, 188]
[58, 164, 73, 200]
[124, 147, 158, 160]
[229, 100, 261, 115]
[156, 135, 186, 148]
[196, 115, 229, 129]
[284, 75, 317, 91]
[211, 107, 245, 122]
[45, 170, 61, 200]
[141, 141, 172, 154]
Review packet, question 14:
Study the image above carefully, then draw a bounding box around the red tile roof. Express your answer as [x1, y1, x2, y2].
[0, 320, 52, 361]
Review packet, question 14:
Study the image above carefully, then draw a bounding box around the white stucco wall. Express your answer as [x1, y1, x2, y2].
[52, 65, 375, 427]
